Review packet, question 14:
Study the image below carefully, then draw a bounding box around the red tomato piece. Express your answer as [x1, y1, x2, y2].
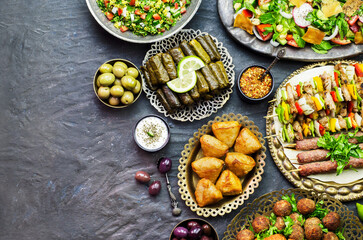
[144, 5, 150, 11]
[350, 23, 359, 33]
[348, 15, 359, 26]
[354, 63, 363, 77]
[159, 28, 166, 32]
[286, 34, 293, 41]
[104, 0, 109, 7]
[256, 24, 271, 32]
[181, 7, 186, 14]
[120, 26, 128, 32]
[106, 12, 114, 20]
[140, 13, 147, 20]
[256, 24, 273, 41]
[129, 0, 135, 6]
[135, 9, 142, 15]
[258, 0, 271, 6]
[175, 3, 178, 9]
[331, 36, 351, 45]
[287, 39, 299, 48]
[118, 8, 123, 16]
[153, 14, 161, 20]
[242, 9, 253, 18]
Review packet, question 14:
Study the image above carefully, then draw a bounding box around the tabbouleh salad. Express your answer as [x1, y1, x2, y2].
[97, 0, 191, 36]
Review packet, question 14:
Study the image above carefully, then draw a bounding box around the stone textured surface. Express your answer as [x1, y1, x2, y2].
[0, 0, 361, 240]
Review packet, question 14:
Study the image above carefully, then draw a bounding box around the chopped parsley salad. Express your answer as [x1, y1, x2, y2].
[97, 0, 191, 36]
[232, 0, 363, 54]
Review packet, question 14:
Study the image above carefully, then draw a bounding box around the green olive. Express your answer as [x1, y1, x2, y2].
[114, 61, 128, 70]
[132, 80, 141, 94]
[121, 91, 134, 105]
[99, 73, 115, 86]
[96, 75, 101, 87]
[110, 85, 124, 97]
[99, 63, 113, 73]
[114, 79, 122, 86]
[126, 67, 139, 78]
[97, 86, 110, 100]
[109, 96, 120, 106]
[113, 65, 126, 78]
[121, 75, 137, 90]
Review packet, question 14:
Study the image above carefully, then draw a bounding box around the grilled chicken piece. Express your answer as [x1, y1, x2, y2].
[297, 114, 304, 124]
[318, 110, 326, 118]
[340, 102, 348, 117]
[303, 94, 317, 111]
[286, 83, 298, 114]
[323, 90, 336, 112]
[304, 83, 314, 95]
[321, 71, 332, 91]
[319, 117, 329, 130]
[353, 100, 358, 113]
[338, 116, 347, 130]
[341, 85, 351, 102]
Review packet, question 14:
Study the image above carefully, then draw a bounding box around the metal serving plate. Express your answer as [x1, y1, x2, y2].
[223, 188, 363, 240]
[86, 0, 202, 44]
[217, 0, 363, 62]
[266, 60, 363, 202]
[178, 113, 266, 217]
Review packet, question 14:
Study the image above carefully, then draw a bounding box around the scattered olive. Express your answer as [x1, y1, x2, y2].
[173, 227, 188, 239]
[121, 75, 137, 90]
[158, 157, 172, 174]
[114, 61, 128, 70]
[132, 80, 141, 94]
[97, 86, 110, 100]
[121, 91, 134, 105]
[187, 221, 200, 230]
[114, 79, 122, 86]
[99, 63, 113, 73]
[99, 73, 115, 86]
[109, 96, 120, 106]
[113, 65, 126, 78]
[96, 76, 101, 87]
[126, 67, 139, 78]
[202, 224, 212, 236]
[110, 85, 124, 97]
[148, 180, 161, 196]
[134, 171, 150, 183]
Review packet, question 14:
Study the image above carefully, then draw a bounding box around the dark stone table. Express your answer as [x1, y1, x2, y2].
[0, 1, 362, 239]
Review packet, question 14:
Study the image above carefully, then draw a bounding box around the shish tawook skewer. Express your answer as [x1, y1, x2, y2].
[288, 158, 363, 177]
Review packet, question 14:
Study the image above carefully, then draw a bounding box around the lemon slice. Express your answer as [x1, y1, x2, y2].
[177, 56, 205, 77]
[167, 71, 197, 93]
[357, 203, 363, 221]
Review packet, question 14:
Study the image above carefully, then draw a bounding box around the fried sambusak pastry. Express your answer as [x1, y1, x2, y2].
[191, 157, 224, 183]
[234, 128, 262, 155]
[225, 152, 256, 177]
[195, 178, 223, 207]
[200, 135, 229, 158]
[215, 170, 242, 196]
[212, 121, 241, 148]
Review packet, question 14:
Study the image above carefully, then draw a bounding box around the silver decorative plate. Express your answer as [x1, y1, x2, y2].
[86, 0, 202, 44]
[217, 0, 363, 61]
[142, 29, 235, 122]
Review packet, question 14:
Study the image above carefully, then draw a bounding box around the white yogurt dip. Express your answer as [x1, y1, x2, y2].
[134, 116, 169, 152]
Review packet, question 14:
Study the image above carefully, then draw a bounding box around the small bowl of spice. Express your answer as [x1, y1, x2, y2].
[134, 115, 170, 152]
[236, 65, 274, 103]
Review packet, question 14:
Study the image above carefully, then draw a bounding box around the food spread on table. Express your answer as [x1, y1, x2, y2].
[97, 0, 191, 35]
[232, 0, 363, 53]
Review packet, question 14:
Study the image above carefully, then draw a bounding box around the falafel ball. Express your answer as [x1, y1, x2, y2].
[305, 220, 323, 240]
[273, 200, 292, 217]
[322, 232, 339, 240]
[236, 229, 254, 240]
[322, 212, 340, 231]
[290, 212, 303, 226]
[264, 234, 287, 240]
[305, 217, 322, 226]
[252, 215, 270, 233]
[297, 198, 316, 215]
[274, 216, 286, 231]
[289, 224, 304, 240]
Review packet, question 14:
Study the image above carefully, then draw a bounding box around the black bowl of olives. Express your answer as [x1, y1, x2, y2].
[93, 59, 143, 108]
[170, 218, 219, 240]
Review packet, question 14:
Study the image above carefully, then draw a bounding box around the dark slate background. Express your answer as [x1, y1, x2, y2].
[0, 0, 362, 239]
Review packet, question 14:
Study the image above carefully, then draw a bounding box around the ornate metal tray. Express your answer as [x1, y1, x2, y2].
[142, 29, 235, 122]
[223, 188, 363, 240]
[178, 113, 266, 217]
[86, 0, 202, 44]
[266, 60, 363, 202]
[217, 0, 363, 62]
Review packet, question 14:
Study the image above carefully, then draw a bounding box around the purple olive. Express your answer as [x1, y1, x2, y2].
[135, 171, 150, 183]
[173, 226, 188, 238]
[202, 224, 212, 236]
[188, 226, 203, 240]
[187, 221, 201, 230]
[148, 181, 161, 196]
[158, 157, 172, 173]
[172, 238, 178, 240]
[200, 236, 210, 240]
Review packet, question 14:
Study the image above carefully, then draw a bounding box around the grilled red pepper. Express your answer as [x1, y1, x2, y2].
[349, 112, 358, 129]
[319, 124, 325, 136]
[330, 91, 338, 102]
[296, 84, 302, 97]
[295, 102, 304, 115]
[348, 101, 354, 113]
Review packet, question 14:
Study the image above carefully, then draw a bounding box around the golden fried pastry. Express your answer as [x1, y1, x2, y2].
[225, 152, 256, 177]
[191, 157, 224, 183]
[234, 128, 262, 155]
[200, 135, 229, 158]
[264, 234, 286, 240]
[215, 170, 242, 196]
[195, 178, 223, 207]
[212, 121, 241, 148]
